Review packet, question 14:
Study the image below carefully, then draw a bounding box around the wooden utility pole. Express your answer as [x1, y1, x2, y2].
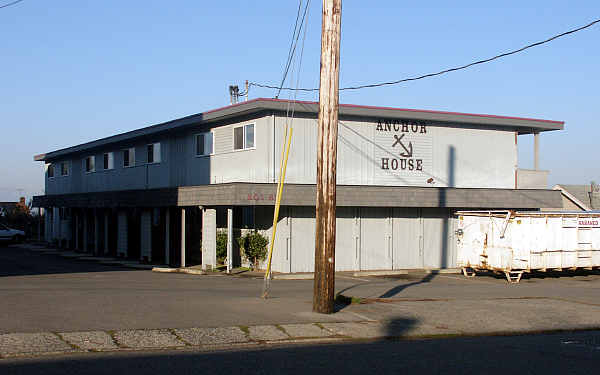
[313, 0, 342, 314]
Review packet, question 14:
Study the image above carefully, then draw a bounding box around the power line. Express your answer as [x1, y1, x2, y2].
[276, 1, 304, 98]
[251, 17, 600, 93]
[0, 0, 24, 10]
[276, 0, 311, 98]
[286, 0, 311, 120]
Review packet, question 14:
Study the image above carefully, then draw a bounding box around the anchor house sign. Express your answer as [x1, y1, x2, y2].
[374, 119, 433, 185]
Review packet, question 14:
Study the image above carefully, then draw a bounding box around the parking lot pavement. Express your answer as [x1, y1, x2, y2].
[0, 244, 367, 333]
[1, 243, 599, 358]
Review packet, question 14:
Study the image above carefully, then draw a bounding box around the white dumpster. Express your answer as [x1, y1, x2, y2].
[456, 211, 600, 283]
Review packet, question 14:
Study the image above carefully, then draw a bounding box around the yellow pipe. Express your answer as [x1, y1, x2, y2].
[264, 127, 293, 279]
[264, 126, 288, 274]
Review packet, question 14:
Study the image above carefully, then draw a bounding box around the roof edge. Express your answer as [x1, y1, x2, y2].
[34, 98, 564, 162]
[552, 184, 591, 211]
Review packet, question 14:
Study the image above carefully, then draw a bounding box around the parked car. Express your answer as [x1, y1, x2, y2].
[0, 223, 25, 243]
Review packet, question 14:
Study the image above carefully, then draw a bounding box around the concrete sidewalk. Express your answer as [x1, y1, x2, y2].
[0, 321, 414, 358]
[2, 311, 600, 359]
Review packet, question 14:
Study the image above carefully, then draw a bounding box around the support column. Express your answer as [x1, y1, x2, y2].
[57, 208, 62, 248]
[534, 132, 540, 170]
[227, 207, 233, 273]
[93, 209, 99, 255]
[38, 207, 42, 242]
[66, 208, 72, 249]
[180, 208, 186, 268]
[202, 207, 217, 270]
[83, 210, 89, 253]
[104, 211, 109, 255]
[75, 210, 80, 251]
[164, 208, 170, 266]
[53, 207, 59, 244]
[117, 210, 128, 257]
[44, 208, 50, 243]
[49, 207, 56, 244]
[141, 209, 152, 262]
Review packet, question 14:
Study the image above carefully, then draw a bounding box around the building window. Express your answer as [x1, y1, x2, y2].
[123, 148, 135, 167]
[103, 152, 114, 170]
[60, 161, 69, 176]
[84, 156, 95, 173]
[147, 143, 161, 164]
[233, 124, 255, 150]
[47, 164, 55, 178]
[195, 132, 213, 156]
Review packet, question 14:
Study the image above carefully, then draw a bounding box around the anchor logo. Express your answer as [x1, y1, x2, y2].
[392, 134, 413, 158]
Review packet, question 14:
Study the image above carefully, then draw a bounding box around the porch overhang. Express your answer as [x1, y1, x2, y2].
[32, 183, 562, 210]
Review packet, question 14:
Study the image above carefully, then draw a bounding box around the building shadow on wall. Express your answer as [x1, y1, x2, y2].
[377, 146, 455, 299]
[439, 145, 455, 271]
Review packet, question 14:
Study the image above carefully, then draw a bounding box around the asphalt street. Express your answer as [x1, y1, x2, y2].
[2, 243, 600, 373]
[1, 331, 599, 374]
[1, 244, 600, 334]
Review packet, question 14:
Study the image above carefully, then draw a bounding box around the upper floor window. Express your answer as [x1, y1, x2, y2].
[103, 152, 114, 170]
[147, 143, 161, 164]
[60, 161, 69, 176]
[196, 132, 214, 156]
[234, 123, 255, 150]
[47, 164, 55, 178]
[84, 156, 95, 173]
[123, 148, 135, 167]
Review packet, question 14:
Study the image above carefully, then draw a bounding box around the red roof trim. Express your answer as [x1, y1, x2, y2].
[208, 97, 563, 125]
[203, 98, 266, 115]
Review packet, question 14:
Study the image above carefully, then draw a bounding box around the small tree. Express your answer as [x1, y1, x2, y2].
[216, 231, 228, 264]
[238, 231, 269, 270]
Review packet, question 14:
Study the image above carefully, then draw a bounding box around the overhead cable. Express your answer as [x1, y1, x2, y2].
[0, 0, 24, 10]
[251, 17, 600, 92]
[276, 0, 311, 98]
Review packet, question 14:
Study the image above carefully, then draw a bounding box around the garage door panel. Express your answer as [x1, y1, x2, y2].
[360, 207, 392, 270]
[393, 208, 422, 269]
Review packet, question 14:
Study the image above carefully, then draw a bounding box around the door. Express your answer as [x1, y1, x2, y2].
[360, 207, 392, 270]
[422, 208, 454, 269]
[335, 207, 358, 271]
[290, 206, 314, 273]
[392, 208, 423, 269]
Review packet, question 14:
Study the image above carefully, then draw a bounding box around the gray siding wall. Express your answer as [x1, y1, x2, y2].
[516, 168, 549, 189]
[266, 206, 457, 273]
[45, 113, 518, 194]
[46, 142, 170, 194]
[46, 115, 275, 195]
[274, 116, 517, 188]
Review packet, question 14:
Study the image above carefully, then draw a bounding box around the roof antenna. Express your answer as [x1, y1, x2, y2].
[229, 85, 239, 105]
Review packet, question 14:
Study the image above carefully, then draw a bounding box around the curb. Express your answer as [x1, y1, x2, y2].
[2, 324, 599, 360]
[152, 267, 207, 275]
[353, 268, 461, 277]
[274, 273, 314, 280]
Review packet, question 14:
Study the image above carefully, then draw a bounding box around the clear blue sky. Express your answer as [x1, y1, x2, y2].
[1, 0, 598, 201]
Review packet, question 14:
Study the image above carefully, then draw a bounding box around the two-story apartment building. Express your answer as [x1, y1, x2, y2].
[33, 98, 563, 273]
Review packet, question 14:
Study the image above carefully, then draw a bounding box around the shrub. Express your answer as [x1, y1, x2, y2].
[216, 231, 228, 263]
[238, 231, 269, 270]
